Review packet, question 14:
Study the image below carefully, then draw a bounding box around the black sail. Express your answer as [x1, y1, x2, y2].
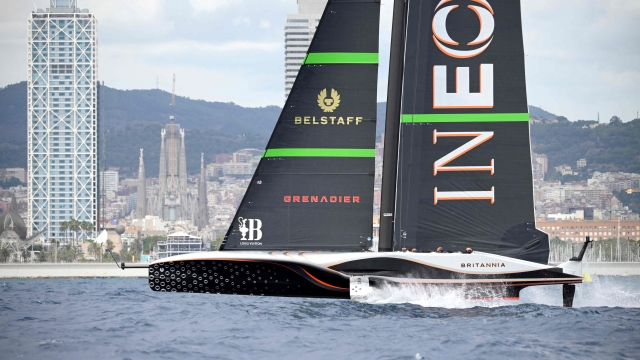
[394, 0, 548, 263]
[220, 0, 380, 251]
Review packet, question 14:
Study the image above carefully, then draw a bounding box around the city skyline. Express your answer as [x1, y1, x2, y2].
[0, 0, 638, 121]
[4, 0, 640, 242]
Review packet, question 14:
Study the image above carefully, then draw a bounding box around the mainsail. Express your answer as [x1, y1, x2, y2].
[221, 0, 380, 251]
[392, 0, 548, 263]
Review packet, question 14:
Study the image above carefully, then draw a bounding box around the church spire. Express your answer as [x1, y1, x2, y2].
[136, 148, 146, 222]
[197, 152, 208, 230]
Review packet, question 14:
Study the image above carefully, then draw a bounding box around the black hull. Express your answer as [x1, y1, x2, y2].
[149, 260, 350, 299]
[148, 255, 582, 300]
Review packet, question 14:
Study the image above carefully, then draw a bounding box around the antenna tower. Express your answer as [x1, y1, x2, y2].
[168, 74, 177, 190]
[171, 74, 176, 115]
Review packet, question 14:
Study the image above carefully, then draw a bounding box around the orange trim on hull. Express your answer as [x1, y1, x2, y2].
[300, 267, 349, 291]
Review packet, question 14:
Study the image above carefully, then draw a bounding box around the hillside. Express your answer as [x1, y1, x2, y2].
[531, 119, 640, 173]
[2, 81, 639, 176]
[528, 105, 559, 121]
[0, 83, 28, 169]
[100, 86, 281, 136]
[0, 81, 281, 138]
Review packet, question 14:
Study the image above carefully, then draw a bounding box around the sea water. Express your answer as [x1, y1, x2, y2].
[1, 276, 639, 360]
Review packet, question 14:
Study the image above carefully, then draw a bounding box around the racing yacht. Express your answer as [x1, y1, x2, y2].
[136, 0, 589, 307]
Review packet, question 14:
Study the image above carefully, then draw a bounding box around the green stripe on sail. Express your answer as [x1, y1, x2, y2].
[263, 148, 375, 158]
[303, 52, 379, 65]
[401, 113, 530, 123]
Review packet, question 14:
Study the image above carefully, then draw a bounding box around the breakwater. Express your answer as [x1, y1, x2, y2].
[0, 263, 147, 278]
[548, 262, 640, 276]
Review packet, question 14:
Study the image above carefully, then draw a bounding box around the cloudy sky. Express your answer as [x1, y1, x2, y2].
[1, 0, 638, 122]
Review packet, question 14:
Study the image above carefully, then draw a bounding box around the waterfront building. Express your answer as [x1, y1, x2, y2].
[154, 232, 203, 259]
[537, 219, 640, 242]
[284, 0, 327, 98]
[27, 0, 98, 242]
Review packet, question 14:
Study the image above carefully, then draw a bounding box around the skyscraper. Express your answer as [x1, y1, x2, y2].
[27, 0, 98, 242]
[284, 0, 327, 98]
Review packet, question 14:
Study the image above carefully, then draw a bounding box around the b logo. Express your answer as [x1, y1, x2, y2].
[432, 0, 494, 58]
[238, 217, 263, 241]
[317, 88, 340, 112]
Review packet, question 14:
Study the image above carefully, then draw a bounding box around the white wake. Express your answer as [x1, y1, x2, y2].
[356, 275, 640, 308]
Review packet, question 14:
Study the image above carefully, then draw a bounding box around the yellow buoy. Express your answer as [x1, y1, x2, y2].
[582, 271, 593, 283]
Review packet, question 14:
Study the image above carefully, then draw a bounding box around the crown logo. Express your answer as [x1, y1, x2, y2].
[317, 88, 341, 112]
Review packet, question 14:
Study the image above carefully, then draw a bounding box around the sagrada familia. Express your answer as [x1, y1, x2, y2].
[135, 98, 208, 230]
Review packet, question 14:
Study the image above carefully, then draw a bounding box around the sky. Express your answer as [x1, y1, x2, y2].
[0, 0, 639, 122]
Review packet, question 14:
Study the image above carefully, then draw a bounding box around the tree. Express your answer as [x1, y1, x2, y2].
[0, 177, 26, 189]
[36, 249, 48, 262]
[86, 240, 96, 259]
[59, 221, 69, 246]
[106, 239, 115, 252]
[80, 221, 93, 240]
[129, 239, 143, 262]
[69, 218, 81, 247]
[119, 248, 129, 263]
[610, 115, 622, 125]
[143, 235, 164, 253]
[86, 239, 102, 262]
[211, 235, 224, 251]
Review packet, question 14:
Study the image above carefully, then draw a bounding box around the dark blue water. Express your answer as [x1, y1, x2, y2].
[1, 276, 639, 360]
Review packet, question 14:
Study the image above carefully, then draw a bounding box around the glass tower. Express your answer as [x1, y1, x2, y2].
[27, 0, 98, 243]
[284, 0, 327, 99]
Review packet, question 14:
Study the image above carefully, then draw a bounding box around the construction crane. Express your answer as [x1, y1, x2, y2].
[625, 189, 640, 194]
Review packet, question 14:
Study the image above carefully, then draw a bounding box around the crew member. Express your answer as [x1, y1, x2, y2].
[465, 247, 473, 254]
